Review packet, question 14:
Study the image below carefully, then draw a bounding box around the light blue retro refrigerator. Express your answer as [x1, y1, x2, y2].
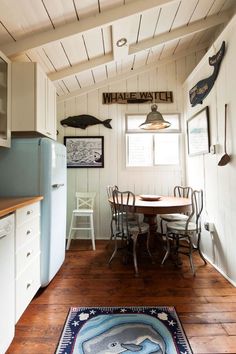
[0, 138, 67, 287]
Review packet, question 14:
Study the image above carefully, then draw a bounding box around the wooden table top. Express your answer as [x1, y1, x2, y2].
[0, 196, 43, 218]
[109, 195, 192, 215]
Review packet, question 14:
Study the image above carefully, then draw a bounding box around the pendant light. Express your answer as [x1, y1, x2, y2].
[139, 104, 171, 130]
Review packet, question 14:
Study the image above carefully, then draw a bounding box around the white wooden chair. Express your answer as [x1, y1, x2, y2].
[66, 192, 96, 250]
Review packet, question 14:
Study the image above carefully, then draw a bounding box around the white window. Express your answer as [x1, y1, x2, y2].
[126, 113, 181, 167]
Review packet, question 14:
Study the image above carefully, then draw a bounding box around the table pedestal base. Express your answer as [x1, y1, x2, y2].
[143, 214, 157, 235]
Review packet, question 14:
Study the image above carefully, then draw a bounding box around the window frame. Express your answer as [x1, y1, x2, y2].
[125, 113, 182, 168]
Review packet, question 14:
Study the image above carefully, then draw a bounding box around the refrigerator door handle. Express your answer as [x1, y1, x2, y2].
[52, 183, 65, 189]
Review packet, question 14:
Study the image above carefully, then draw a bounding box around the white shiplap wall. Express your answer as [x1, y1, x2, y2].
[183, 14, 236, 285]
[57, 52, 205, 240]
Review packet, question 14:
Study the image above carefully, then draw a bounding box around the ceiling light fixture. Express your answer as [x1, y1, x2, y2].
[116, 37, 127, 47]
[139, 104, 171, 130]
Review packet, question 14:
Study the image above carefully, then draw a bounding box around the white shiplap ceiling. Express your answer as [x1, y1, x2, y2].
[0, 0, 235, 98]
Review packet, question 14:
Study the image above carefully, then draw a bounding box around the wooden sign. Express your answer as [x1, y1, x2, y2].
[102, 91, 173, 104]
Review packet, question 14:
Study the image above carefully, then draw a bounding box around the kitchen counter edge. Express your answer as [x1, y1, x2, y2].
[0, 196, 43, 218]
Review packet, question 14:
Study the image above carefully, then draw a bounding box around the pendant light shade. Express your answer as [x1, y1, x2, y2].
[139, 104, 171, 130]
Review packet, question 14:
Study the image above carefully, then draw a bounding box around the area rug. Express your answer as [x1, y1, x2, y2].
[55, 306, 193, 354]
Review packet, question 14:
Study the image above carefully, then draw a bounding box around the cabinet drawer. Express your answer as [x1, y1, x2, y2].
[16, 236, 40, 276]
[16, 202, 40, 227]
[15, 254, 40, 323]
[15, 216, 40, 250]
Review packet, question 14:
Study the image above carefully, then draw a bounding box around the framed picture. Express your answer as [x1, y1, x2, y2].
[187, 107, 210, 156]
[64, 136, 104, 168]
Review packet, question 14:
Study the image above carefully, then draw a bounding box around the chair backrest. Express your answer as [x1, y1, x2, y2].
[106, 185, 118, 215]
[185, 189, 203, 232]
[75, 192, 96, 210]
[174, 186, 193, 198]
[106, 185, 118, 199]
[112, 189, 137, 236]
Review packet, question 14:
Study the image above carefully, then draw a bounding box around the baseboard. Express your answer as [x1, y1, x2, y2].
[203, 253, 236, 287]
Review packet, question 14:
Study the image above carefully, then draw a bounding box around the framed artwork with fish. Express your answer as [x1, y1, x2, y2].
[187, 106, 210, 156]
[64, 136, 104, 168]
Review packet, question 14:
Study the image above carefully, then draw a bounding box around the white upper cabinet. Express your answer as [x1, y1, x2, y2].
[11, 62, 56, 140]
[0, 50, 11, 148]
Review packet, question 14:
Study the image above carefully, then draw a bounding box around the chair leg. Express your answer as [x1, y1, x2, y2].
[106, 218, 115, 249]
[188, 238, 195, 276]
[90, 215, 96, 251]
[146, 231, 154, 264]
[161, 231, 171, 265]
[196, 232, 207, 264]
[160, 219, 164, 235]
[108, 233, 119, 264]
[131, 231, 139, 277]
[66, 214, 74, 250]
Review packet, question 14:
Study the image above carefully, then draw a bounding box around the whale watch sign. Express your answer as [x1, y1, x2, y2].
[102, 91, 173, 104]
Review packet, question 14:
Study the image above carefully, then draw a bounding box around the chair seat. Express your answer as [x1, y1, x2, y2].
[167, 220, 197, 233]
[160, 213, 188, 222]
[73, 209, 94, 215]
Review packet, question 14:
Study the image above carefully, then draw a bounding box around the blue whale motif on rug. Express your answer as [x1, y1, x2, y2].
[55, 307, 193, 354]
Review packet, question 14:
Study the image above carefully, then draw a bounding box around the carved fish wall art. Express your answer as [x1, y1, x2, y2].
[60, 114, 112, 129]
[189, 41, 225, 107]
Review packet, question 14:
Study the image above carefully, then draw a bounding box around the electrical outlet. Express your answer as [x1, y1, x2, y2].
[204, 222, 215, 232]
[210, 145, 216, 154]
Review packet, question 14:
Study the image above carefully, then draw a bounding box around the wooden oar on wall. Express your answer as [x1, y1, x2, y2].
[218, 103, 231, 166]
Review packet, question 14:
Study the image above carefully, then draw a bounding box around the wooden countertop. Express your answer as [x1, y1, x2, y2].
[0, 196, 43, 218]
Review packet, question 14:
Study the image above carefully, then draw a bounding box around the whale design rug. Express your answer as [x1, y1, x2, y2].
[55, 306, 193, 354]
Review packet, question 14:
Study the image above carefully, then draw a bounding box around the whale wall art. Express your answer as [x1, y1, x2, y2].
[56, 306, 193, 354]
[189, 41, 226, 107]
[61, 114, 112, 129]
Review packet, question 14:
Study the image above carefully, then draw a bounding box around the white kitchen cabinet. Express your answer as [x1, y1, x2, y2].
[0, 214, 15, 354]
[0, 50, 11, 148]
[15, 201, 41, 322]
[11, 62, 56, 140]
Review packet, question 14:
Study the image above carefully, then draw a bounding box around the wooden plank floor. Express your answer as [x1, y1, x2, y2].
[7, 240, 236, 354]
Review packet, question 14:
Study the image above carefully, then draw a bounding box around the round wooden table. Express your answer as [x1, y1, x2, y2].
[109, 195, 192, 234]
[133, 195, 192, 234]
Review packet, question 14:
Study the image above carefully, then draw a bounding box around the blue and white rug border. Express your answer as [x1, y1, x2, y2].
[55, 306, 193, 354]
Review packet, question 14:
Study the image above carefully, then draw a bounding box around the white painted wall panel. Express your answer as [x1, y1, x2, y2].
[183, 14, 236, 285]
[57, 51, 204, 242]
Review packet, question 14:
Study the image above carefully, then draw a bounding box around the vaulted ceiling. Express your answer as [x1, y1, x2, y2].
[0, 0, 235, 99]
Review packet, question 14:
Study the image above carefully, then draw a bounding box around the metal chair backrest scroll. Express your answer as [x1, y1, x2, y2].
[112, 189, 137, 238]
[184, 189, 203, 234]
[174, 186, 193, 199]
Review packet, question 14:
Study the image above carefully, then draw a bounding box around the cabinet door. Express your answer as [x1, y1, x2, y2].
[46, 79, 56, 140]
[0, 51, 11, 148]
[36, 65, 47, 136]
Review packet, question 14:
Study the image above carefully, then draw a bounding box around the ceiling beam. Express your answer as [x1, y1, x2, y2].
[112, 20, 130, 61]
[49, 10, 228, 82]
[2, 0, 176, 57]
[57, 41, 209, 102]
[48, 53, 114, 81]
[129, 10, 231, 55]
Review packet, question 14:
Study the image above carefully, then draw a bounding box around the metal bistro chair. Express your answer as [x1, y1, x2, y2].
[160, 186, 193, 235]
[161, 189, 207, 275]
[109, 189, 153, 276]
[106, 185, 119, 241]
[67, 192, 96, 251]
